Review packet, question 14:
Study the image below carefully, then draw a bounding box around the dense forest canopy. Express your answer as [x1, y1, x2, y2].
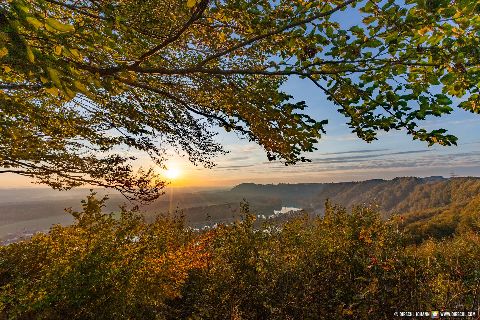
[1, 0, 480, 200]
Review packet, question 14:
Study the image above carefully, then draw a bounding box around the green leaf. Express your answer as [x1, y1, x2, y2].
[440, 73, 455, 85]
[366, 39, 382, 48]
[25, 16, 43, 29]
[47, 67, 62, 88]
[45, 18, 75, 33]
[435, 94, 452, 105]
[350, 26, 364, 34]
[26, 46, 34, 63]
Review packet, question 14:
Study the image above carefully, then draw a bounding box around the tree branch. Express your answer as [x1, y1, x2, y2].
[0, 169, 31, 174]
[131, 0, 210, 67]
[196, 0, 357, 67]
[116, 77, 250, 135]
[0, 83, 43, 90]
[43, 0, 104, 20]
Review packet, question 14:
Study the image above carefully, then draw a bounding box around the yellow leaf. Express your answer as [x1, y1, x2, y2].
[17, 4, 30, 13]
[25, 16, 44, 29]
[68, 66, 81, 76]
[91, 77, 102, 88]
[54, 45, 62, 56]
[453, 10, 462, 19]
[0, 47, 8, 58]
[45, 86, 60, 97]
[418, 26, 431, 36]
[45, 23, 56, 33]
[40, 76, 48, 84]
[65, 87, 76, 99]
[67, 48, 81, 61]
[2, 65, 11, 73]
[186, 0, 197, 8]
[45, 18, 75, 33]
[47, 67, 62, 87]
[452, 27, 464, 35]
[26, 46, 34, 63]
[218, 33, 226, 42]
[73, 80, 87, 93]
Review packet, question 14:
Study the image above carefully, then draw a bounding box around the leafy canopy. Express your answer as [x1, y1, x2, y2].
[1, 0, 480, 200]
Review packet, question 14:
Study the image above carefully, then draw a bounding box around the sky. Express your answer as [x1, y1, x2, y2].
[2, 3, 480, 190]
[158, 76, 480, 188]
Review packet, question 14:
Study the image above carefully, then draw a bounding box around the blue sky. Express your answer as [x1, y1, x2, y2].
[171, 75, 480, 187]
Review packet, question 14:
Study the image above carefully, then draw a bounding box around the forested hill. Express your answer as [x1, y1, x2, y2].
[231, 177, 480, 240]
[230, 176, 478, 213]
[2, 177, 480, 244]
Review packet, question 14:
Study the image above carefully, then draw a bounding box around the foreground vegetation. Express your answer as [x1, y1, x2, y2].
[1, 195, 479, 319]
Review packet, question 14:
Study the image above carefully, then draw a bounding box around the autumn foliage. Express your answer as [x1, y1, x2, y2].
[3, 0, 480, 200]
[1, 195, 479, 319]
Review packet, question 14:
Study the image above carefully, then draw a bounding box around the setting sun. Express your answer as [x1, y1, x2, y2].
[164, 167, 181, 180]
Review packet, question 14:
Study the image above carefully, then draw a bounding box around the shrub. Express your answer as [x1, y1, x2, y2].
[1, 196, 479, 319]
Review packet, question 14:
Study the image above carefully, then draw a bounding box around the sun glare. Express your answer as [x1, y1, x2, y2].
[164, 167, 181, 180]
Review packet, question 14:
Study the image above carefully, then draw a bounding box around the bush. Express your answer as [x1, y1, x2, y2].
[1, 196, 479, 319]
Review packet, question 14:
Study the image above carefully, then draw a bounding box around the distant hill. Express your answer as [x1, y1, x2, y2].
[1, 176, 480, 244]
[232, 177, 437, 210]
[231, 176, 480, 241]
